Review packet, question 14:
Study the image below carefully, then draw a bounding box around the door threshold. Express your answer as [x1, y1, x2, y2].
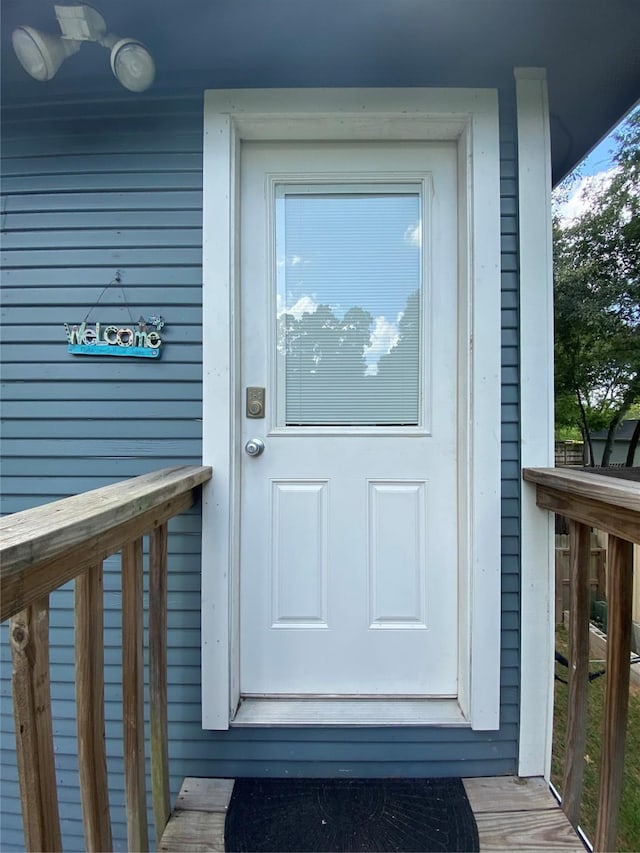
[231, 697, 469, 727]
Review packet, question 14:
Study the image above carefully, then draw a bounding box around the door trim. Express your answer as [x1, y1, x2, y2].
[202, 88, 502, 731]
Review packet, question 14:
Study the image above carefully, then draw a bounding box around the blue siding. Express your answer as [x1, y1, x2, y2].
[0, 91, 520, 850]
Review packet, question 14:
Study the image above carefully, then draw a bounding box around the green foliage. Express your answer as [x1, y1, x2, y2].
[554, 425, 583, 442]
[277, 291, 420, 424]
[554, 109, 640, 464]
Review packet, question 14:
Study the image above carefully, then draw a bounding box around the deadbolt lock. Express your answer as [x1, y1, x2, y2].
[246, 386, 265, 418]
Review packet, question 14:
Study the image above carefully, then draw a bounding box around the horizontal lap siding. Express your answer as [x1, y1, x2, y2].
[0, 91, 520, 851]
[499, 96, 521, 762]
[0, 97, 205, 852]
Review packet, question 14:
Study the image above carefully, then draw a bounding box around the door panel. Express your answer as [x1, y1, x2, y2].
[368, 481, 427, 628]
[270, 480, 328, 627]
[239, 141, 458, 697]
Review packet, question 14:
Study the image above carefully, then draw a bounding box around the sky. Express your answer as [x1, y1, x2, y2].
[580, 133, 618, 178]
[554, 111, 634, 222]
[554, 130, 618, 222]
[277, 190, 421, 374]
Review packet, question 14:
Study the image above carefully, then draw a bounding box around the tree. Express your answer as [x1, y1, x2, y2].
[554, 109, 640, 466]
[277, 291, 422, 425]
[278, 303, 374, 423]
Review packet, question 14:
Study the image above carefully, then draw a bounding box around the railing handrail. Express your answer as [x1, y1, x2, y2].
[0, 465, 211, 623]
[524, 465, 639, 852]
[523, 467, 640, 545]
[523, 467, 640, 516]
[1, 465, 212, 852]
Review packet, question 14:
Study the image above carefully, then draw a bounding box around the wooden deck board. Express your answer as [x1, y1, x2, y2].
[463, 777, 584, 852]
[174, 777, 235, 813]
[159, 778, 232, 852]
[474, 810, 584, 851]
[160, 776, 585, 852]
[463, 776, 560, 813]
[159, 810, 226, 852]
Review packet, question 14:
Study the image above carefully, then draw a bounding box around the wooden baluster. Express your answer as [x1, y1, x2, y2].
[561, 520, 591, 828]
[149, 523, 171, 840]
[75, 564, 113, 852]
[596, 542, 607, 602]
[594, 535, 633, 852]
[10, 597, 62, 852]
[122, 538, 149, 852]
[554, 545, 564, 625]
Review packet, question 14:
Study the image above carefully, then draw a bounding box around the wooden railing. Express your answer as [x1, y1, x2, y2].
[523, 467, 640, 852]
[0, 465, 212, 852]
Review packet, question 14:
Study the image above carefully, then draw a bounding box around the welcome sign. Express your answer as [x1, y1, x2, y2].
[64, 317, 164, 359]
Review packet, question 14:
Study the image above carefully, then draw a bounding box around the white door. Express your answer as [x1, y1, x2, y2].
[239, 141, 459, 698]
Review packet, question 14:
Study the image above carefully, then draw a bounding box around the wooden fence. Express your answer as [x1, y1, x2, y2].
[555, 532, 606, 625]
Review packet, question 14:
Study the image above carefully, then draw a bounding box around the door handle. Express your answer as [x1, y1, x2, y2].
[245, 438, 265, 457]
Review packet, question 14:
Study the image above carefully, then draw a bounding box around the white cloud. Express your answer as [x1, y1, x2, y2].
[404, 221, 422, 247]
[278, 294, 318, 319]
[276, 254, 308, 269]
[364, 315, 399, 375]
[553, 167, 619, 225]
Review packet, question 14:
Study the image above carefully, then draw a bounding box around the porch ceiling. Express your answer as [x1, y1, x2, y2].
[1, 0, 638, 183]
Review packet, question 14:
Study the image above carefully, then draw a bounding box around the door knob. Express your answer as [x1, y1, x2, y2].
[245, 438, 265, 457]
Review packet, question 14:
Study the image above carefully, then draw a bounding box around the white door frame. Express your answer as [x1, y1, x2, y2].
[202, 88, 502, 731]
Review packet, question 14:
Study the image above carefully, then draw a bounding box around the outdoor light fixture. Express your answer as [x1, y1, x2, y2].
[11, 25, 81, 81]
[108, 39, 156, 93]
[12, 4, 155, 92]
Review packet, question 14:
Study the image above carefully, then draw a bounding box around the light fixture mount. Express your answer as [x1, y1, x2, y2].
[12, 4, 155, 92]
[54, 4, 107, 42]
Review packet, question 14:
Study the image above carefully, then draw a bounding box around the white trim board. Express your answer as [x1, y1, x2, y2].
[514, 68, 555, 778]
[201, 88, 502, 732]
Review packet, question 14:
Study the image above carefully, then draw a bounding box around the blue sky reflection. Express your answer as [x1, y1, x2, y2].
[277, 189, 422, 375]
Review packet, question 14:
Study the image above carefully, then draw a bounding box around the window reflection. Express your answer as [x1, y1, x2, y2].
[276, 188, 423, 426]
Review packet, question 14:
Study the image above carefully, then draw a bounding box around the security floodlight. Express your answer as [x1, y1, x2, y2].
[109, 39, 155, 93]
[12, 25, 80, 81]
[12, 4, 155, 92]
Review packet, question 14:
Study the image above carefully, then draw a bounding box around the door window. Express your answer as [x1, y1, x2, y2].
[275, 184, 424, 427]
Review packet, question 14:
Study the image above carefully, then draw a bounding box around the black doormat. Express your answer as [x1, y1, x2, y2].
[224, 777, 479, 852]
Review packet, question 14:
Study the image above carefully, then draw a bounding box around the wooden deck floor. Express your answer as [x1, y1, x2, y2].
[159, 776, 585, 852]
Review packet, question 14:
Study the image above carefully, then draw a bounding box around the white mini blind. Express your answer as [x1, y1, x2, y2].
[276, 185, 423, 426]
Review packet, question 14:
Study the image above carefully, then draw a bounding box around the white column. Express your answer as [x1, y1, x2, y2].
[515, 67, 555, 778]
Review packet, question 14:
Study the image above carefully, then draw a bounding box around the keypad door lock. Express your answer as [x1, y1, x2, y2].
[246, 387, 265, 418]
